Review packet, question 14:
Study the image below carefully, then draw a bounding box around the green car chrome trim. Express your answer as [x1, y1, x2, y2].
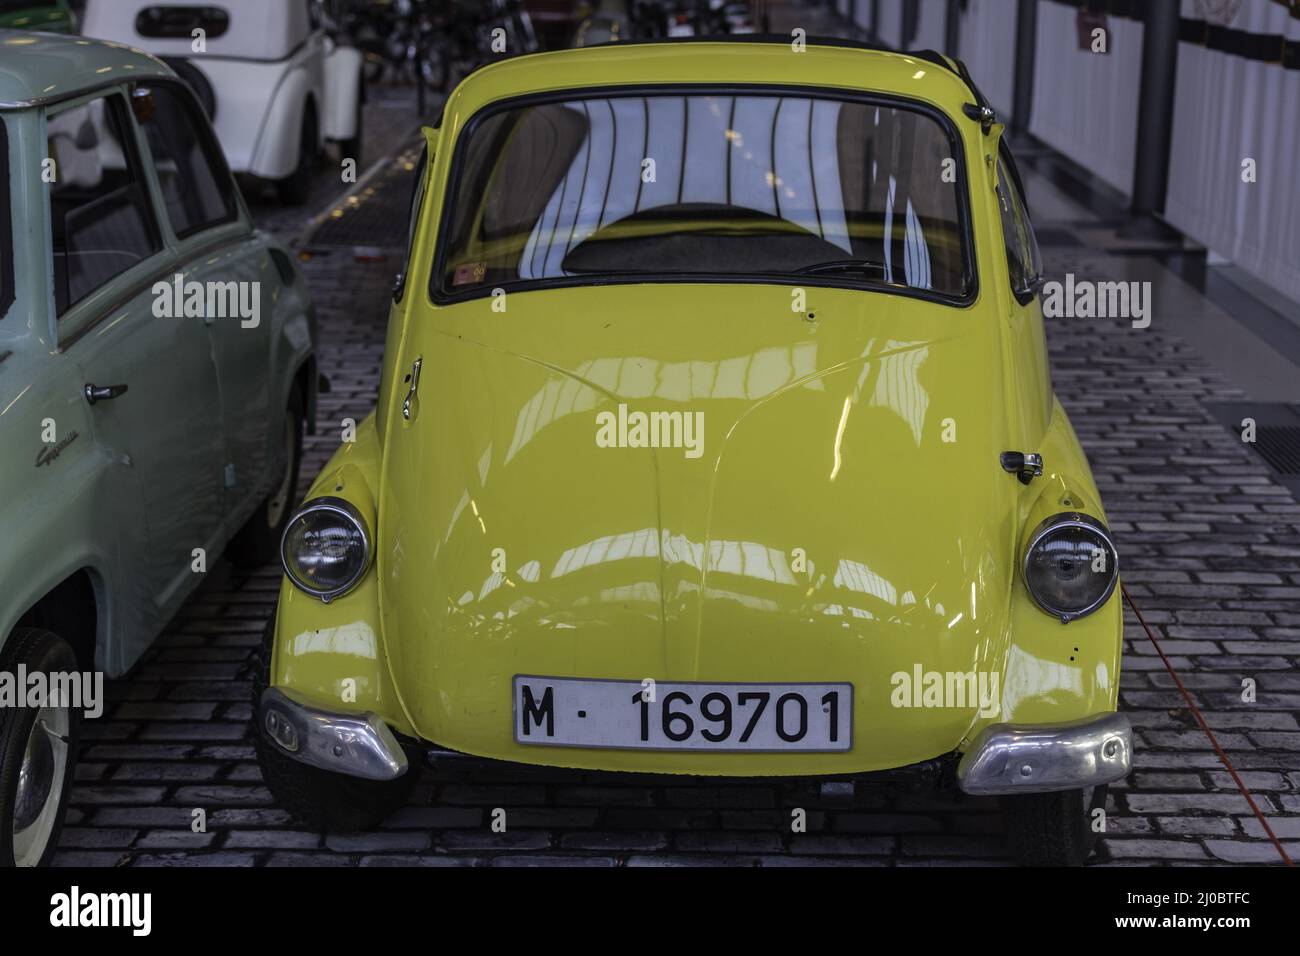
[0, 113, 12, 319]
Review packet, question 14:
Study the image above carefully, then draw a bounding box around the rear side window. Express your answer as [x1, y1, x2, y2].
[134, 83, 238, 239]
[47, 94, 162, 314]
[995, 149, 1042, 301]
[135, 5, 230, 38]
[394, 146, 429, 302]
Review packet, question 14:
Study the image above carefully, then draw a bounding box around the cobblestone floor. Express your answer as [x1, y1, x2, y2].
[49, 36, 1299, 869]
[1040, 247, 1300, 866]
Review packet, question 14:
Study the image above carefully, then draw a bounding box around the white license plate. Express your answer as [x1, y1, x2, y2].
[513, 676, 852, 752]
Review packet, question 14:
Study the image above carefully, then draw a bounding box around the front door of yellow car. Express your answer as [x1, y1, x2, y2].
[379, 280, 1028, 775]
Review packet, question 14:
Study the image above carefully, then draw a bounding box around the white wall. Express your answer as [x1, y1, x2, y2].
[955, 0, 1017, 119]
[913, 0, 950, 52]
[1028, 0, 1143, 196]
[1165, 0, 1300, 303]
[854, 0, 874, 32]
[876, 0, 905, 47]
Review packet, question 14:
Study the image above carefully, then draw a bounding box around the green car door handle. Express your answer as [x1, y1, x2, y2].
[84, 383, 129, 405]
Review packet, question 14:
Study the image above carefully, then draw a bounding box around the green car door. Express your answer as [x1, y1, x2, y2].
[131, 81, 300, 518]
[47, 88, 227, 660]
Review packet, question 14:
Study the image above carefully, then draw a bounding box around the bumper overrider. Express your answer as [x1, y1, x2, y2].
[260, 687, 408, 781]
[259, 686, 1132, 793]
[956, 712, 1132, 795]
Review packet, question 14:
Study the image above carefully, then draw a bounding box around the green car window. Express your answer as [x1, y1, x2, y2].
[134, 82, 239, 240]
[436, 90, 974, 303]
[47, 93, 162, 315]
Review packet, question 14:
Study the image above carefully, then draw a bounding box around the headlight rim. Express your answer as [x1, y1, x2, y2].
[1022, 511, 1119, 623]
[279, 495, 373, 603]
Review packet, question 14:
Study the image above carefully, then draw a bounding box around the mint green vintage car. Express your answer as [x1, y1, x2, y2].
[0, 31, 318, 865]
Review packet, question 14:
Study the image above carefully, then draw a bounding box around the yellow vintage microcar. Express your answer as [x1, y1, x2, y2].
[256, 38, 1130, 866]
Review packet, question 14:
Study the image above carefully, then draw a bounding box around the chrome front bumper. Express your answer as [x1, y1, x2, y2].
[259, 687, 408, 781]
[956, 712, 1132, 796]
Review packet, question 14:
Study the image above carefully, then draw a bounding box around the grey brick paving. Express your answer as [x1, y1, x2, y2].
[1035, 248, 1299, 868]
[48, 30, 1300, 868]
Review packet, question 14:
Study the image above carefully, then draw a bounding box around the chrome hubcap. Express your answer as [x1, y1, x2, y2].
[12, 707, 69, 867]
[14, 724, 54, 831]
[266, 417, 297, 529]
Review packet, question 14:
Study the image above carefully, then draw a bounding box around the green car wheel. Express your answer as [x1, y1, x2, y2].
[0, 629, 80, 867]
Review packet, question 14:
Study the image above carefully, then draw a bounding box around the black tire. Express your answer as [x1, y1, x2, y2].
[276, 107, 318, 206]
[337, 74, 364, 167]
[251, 614, 417, 830]
[1004, 785, 1109, 866]
[227, 391, 304, 568]
[0, 629, 81, 867]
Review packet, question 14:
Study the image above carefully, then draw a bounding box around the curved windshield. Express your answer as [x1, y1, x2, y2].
[436, 90, 973, 301]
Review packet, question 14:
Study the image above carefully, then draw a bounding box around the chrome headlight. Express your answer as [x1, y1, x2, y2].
[1023, 513, 1119, 622]
[280, 497, 372, 602]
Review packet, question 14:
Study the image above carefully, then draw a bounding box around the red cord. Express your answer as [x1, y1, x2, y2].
[1121, 582, 1293, 866]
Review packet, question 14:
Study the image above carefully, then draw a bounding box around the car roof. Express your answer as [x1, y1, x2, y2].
[0, 29, 173, 110]
[444, 36, 984, 125]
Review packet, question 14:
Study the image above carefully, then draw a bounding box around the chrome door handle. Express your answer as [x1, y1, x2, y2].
[402, 357, 422, 421]
[85, 383, 128, 405]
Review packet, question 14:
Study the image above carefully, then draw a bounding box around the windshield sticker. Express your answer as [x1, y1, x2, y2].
[453, 261, 488, 286]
